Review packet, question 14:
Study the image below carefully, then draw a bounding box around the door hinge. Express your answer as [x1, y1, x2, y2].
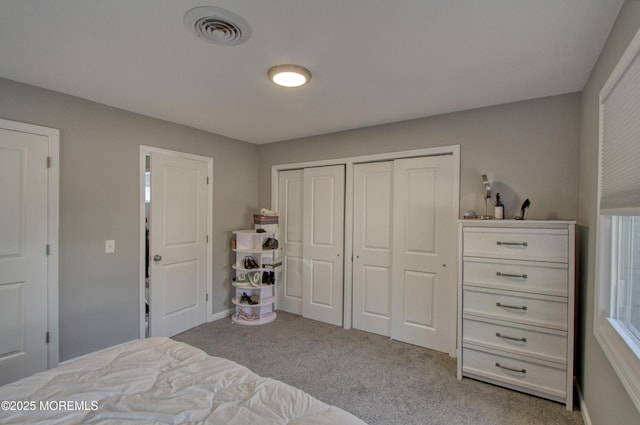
[45, 244, 50, 256]
[46, 156, 52, 168]
[206, 293, 209, 302]
[206, 176, 209, 184]
[45, 331, 50, 344]
[206, 234, 209, 243]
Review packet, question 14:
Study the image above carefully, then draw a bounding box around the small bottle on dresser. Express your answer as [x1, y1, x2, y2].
[494, 193, 504, 219]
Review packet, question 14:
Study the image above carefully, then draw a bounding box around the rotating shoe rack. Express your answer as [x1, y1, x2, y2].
[231, 229, 280, 325]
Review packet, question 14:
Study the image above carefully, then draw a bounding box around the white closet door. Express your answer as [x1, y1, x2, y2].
[352, 162, 393, 336]
[277, 169, 304, 315]
[303, 165, 345, 326]
[391, 155, 454, 351]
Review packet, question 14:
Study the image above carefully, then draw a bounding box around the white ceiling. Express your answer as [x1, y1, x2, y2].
[0, 0, 624, 144]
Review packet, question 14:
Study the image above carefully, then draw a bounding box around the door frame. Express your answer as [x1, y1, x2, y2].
[138, 145, 213, 339]
[271, 145, 460, 356]
[0, 118, 59, 369]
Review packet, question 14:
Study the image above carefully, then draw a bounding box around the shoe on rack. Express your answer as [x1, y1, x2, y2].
[249, 271, 261, 287]
[261, 271, 274, 285]
[234, 273, 249, 284]
[239, 292, 251, 304]
[239, 292, 259, 305]
[244, 256, 259, 269]
[237, 308, 259, 321]
[262, 238, 279, 250]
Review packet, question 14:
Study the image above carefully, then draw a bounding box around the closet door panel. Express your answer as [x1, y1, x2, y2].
[391, 155, 454, 352]
[310, 259, 334, 306]
[353, 162, 393, 336]
[278, 169, 304, 315]
[303, 165, 345, 326]
[284, 256, 303, 301]
[402, 270, 436, 327]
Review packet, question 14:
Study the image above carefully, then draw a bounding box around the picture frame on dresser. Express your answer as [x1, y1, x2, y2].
[457, 220, 576, 410]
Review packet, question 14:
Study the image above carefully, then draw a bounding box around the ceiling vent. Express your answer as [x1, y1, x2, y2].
[184, 6, 251, 46]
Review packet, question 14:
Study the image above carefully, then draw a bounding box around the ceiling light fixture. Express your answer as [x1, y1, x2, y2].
[268, 64, 312, 87]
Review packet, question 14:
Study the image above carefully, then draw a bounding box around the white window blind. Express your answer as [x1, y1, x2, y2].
[600, 44, 640, 212]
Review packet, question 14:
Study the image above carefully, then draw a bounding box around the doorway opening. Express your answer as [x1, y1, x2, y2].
[144, 154, 151, 337]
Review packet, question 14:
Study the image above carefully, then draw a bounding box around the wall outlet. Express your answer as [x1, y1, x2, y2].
[105, 240, 115, 253]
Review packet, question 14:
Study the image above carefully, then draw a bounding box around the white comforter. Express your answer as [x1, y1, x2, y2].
[0, 337, 367, 425]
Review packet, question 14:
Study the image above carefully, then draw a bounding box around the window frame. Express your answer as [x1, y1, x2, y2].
[594, 25, 640, 412]
[595, 213, 640, 411]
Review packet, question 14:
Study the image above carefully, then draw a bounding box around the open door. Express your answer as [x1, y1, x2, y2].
[148, 151, 209, 337]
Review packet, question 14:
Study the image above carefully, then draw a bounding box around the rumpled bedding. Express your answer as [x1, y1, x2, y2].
[0, 337, 367, 425]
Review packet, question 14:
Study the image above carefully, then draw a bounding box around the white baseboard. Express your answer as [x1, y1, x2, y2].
[576, 381, 592, 425]
[209, 308, 234, 322]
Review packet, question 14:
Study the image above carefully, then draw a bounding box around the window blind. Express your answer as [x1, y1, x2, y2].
[600, 43, 640, 212]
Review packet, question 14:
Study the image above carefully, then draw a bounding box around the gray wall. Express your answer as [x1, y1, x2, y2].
[578, 2, 640, 424]
[259, 93, 581, 221]
[0, 78, 259, 361]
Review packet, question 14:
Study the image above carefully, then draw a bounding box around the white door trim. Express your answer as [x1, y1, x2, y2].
[0, 118, 59, 368]
[139, 145, 213, 339]
[271, 145, 460, 355]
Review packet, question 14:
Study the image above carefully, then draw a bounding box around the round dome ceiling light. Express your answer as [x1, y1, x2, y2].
[268, 64, 312, 88]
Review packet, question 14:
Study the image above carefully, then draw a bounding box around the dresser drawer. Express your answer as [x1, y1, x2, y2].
[462, 347, 566, 401]
[463, 258, 568, 297]
[463, 318, 567, 363]
[463, 228, 568, 263]
[463, 288, 567, 330]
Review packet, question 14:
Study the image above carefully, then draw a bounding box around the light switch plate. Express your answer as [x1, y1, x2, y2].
[105, 239, 115, 253]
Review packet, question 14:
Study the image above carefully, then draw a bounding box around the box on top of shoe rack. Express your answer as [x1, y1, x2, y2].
[253, 214, 279, 224]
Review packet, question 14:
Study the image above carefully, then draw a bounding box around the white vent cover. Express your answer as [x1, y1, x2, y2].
[184, 6, 251, 46]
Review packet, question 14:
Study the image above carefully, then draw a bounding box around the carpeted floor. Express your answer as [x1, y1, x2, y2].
[173, 311, 584, 425]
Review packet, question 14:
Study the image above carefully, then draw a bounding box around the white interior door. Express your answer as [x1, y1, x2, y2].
[150, 152, 208, 337]
[352, 161, 393, 336]
[391, 155, 454, 352]
[303, 165, 345, 326]
[0, 128, 49, 385]
[277, 169, 304, 315]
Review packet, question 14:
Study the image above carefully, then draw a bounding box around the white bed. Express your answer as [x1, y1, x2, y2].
[0, 337, 367, 424]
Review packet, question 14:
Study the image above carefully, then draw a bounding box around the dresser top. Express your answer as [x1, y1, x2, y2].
[459, 219, 576, 228]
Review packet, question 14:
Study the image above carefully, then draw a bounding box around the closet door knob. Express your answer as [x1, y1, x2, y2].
[153, 254, 162, 262]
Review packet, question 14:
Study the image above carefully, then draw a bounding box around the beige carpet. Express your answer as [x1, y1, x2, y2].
[173, 311, 584, 425]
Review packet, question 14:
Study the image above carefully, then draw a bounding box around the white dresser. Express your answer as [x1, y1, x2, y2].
[457, 220, 575, 410]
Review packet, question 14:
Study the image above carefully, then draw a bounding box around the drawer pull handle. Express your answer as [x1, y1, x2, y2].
[495, 362, 526, 374]
[496, 272, 528, 279]
[496, 302, 527, 311]
[496, 332, 527, 342]
[496, 241, 528, 247]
